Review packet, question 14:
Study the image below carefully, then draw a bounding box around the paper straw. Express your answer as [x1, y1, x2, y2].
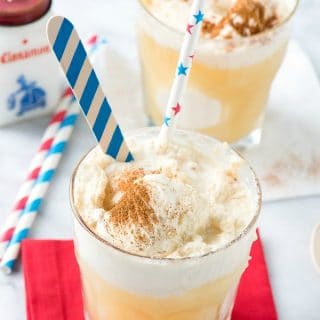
[0, 35, 103, 261]
[158, 0, 205, 146]
[1, 97, 79, 273]
[0, 89, 72, 261]
[47, 16, 133, 162]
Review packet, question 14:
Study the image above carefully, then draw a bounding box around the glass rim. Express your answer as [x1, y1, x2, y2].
[70, 127, 262, 262]
[137, 0, 299, 44]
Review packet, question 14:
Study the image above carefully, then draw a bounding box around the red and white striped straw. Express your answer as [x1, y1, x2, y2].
[1, 98, 79, 273]
[158, 0, 205, 147]
[0, 88, 72, 260]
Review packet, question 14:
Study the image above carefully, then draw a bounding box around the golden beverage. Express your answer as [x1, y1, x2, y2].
[138, 0, 298, 146]
[78, 256, 245, 320]
[71, 128, 261, 319]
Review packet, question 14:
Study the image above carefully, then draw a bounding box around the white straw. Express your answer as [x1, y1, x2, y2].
[158, 0, 205, 147]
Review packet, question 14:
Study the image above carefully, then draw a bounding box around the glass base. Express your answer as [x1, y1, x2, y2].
[231, 127, 262, 152]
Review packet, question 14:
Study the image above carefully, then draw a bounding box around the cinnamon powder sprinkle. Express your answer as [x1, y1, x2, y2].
[202, 0, 278, 38]
[103, 169, 159, 244]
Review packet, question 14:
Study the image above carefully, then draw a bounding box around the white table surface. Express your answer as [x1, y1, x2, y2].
[1, 1, 320, 319]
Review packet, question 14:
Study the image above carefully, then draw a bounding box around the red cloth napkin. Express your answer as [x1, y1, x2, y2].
[22, 234, 277, 320]
[23, 241, 84, 320]
[231, 232, 277, 320]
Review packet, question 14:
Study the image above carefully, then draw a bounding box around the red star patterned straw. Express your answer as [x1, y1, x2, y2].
[158, 0, 205, 146]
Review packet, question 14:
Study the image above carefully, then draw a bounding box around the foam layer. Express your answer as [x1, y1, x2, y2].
[74, 217, 256, 297]
[139, 0, 297, 68]
[147, 0, 290, 39]
[74, 128, 257, 258]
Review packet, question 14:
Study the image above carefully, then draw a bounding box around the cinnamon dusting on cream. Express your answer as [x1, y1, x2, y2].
[202, 0, 278, 38]
[103, 169, 159, 246]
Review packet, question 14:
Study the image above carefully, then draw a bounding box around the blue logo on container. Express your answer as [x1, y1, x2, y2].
[8, 75, 46, 116]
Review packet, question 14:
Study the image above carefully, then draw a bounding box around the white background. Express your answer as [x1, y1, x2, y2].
[0, 1, 320, 319]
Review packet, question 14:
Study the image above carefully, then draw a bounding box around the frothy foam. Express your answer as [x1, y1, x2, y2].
[146, 0, 292, 39]
[74, 129, 257, 258]
[139, 0, 296, 68]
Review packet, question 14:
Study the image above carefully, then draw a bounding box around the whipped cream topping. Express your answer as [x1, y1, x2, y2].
[145, 0, 293, 40]
[74, 129, 258, 259]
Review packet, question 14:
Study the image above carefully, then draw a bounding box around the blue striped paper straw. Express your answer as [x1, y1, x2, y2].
[47, 16, 133, 162]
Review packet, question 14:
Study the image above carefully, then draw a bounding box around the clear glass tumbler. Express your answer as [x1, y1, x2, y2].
[70, 127, 261, 320]
[137, 1, 298, 147]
